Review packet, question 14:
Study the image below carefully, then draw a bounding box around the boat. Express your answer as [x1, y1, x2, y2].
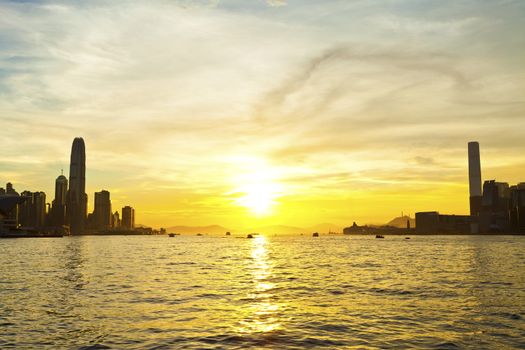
[405, 237, 411, 240]
[312, 232, 319, 237]
[375, 235, 384, 239]
[168, 233, 175, 237]
[247, 234, 254, 239]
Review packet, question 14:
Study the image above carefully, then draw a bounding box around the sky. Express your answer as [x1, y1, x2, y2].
[1, 0, 524, 230]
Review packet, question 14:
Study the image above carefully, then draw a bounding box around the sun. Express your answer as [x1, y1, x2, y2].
[237, 182, 277, 215]
[230, 158, 283, 216]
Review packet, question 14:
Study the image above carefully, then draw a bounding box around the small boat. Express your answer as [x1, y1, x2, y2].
[247, 234, 254, 239]
[405, 237, 410, 240]
[168, 233, 175, 237]
[196, 233, 203, 236]
[225, 232, 231, 236]
[312, 232, 319, 237]
[375, 235, 384, 239]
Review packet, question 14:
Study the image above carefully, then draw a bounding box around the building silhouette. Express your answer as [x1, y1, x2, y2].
[112, 211, 121, 228]
[67, 137, 87, 235]
[510, 183, 525, 233]
[480, 180, 511, 233]
[468, 141, 482, 218]
[121, 206, 135, 230]
[18, 191, 46, 227]
[51, 173, 68, 227]
[6, 182, 18, 195]
[93, 190, 112, 230]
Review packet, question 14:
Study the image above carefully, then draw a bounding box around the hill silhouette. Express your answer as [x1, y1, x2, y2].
[386, 215, 415, 228]
[166, 225, 230, 234]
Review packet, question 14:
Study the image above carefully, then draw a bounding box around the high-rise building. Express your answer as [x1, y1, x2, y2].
[510, 183, 525, 233]
[112, 211, 121, 228]
[468, 141, 482, 217]
[51, 173, 68, 227]
[18, 191, 46, 227]
[67, 137, 87, 235]
[93, 190, 112, 230]
[480, 180, 510, 233]
[121, 206, 135, 230]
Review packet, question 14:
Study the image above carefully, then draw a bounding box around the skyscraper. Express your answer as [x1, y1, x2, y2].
[67, 137, 87, 235]
[51, 173, 68, 227]
[122, 206, 135, 230]
[93, 190, 112, 230]
[468, 141, 482, 217]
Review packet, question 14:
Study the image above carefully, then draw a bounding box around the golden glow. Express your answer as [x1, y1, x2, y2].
[238, 235, 281, 334]
[232, 158, 283, 217]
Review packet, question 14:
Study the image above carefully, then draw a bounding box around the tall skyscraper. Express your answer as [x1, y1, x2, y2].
[93, 190, 112, 230]
[122, 206, 135, 230]
[468, 141, 482, 217]
[51, 173, 68, 227]
[67, 137, 87, 235]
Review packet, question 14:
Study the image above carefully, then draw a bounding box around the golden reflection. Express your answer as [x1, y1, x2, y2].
[238, 235, 282, 334]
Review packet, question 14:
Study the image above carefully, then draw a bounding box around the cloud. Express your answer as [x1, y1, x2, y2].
[266, 0, 287, 7]
[0, 0, 524, 226]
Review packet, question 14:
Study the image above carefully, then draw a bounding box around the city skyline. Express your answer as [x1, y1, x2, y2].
[1, 1, 524, 228]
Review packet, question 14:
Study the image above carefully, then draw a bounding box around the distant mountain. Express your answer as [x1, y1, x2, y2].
[165, 225, 231, 235]
[385, 215, 415, 229]
[249, 225, 306, 235]
[308, 223, 342, 234]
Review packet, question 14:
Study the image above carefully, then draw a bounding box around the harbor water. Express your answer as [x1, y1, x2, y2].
[1, 235, 524, 349]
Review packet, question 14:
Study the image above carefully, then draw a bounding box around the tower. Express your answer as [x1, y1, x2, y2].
[67, 137, 87, 234]
[122, 206, 135, 230]
[93, 190, 112, 230]
[468, 141, 482, 217]
[52, 172, 68, 226]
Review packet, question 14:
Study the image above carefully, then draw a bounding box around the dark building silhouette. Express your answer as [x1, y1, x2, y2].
[121, 206, 135, 230]
[510, 183, 525, 233]
[468, 141, 482, 218]
[0, 194, 26, 232]
[67, 137, 87, 235]
[415, 211, 471, 233]
[6, 182, 18, 195]
[51, 173, 68, 227]
[480, 180, 510, 233]
[18, 191, 47, 227]
[93, 190, 112, 230]
[112, 211, 121, 228]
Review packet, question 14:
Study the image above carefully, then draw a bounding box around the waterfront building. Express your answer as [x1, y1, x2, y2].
[112, 211, 121, 228]
[510, 183, 525, 233]
[468, 142, 482, 217]
[67, 138, 87, 235]
[18, 191, 47, 227]
[479, 180, 510, 233]
[121, 206, 135, 230]
[51, 173, 68, 227]
[0, 195, 27, 231]
[415, 212, 471, 233]
[1, 183, 20, 225]
[93, 190, 112, 230]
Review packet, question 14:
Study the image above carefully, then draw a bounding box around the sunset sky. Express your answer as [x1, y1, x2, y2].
[1, 0, 524, 230]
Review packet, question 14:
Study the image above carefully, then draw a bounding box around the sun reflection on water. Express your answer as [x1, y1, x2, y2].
[238, 235, 282, 334]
